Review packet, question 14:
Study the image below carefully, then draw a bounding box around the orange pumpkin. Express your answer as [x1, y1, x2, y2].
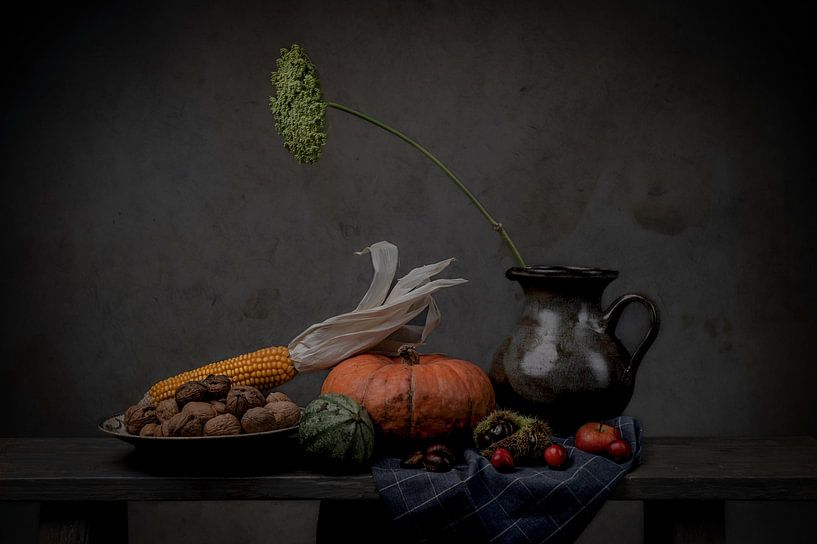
[320, 345, 496, 443]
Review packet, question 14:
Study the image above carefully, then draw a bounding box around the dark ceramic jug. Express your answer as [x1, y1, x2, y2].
[490, 266, 659, 433]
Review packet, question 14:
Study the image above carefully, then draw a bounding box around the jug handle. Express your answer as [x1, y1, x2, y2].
[602, 293, 660, 384]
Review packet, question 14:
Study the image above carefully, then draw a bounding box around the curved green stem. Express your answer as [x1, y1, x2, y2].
[326, 101, 527, 268]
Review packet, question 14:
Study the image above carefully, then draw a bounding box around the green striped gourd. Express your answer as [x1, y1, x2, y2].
[299, 394, 375, 466]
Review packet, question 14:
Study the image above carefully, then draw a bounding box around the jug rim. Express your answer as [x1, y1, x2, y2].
[506, 266, 619, 280]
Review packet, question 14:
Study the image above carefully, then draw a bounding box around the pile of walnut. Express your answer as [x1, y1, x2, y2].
[123, 375, 301, 437]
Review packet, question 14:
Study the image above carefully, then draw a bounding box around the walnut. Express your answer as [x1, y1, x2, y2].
[175, 381, 208, 407]
[124, 404, 158, 435]
[163, 412, 204, 437]
[226, 386, 265, 419]
[210, 400, 228, 415]
[204, 414, 242, 436]
[124, 405, 137, 429]
[162, 413, 187, 437]
[155, 399, 179, 422]
[241, 407, 277, 434]
[153, 422, 165, 437]
[139, 422, 160, 437]
[201, 374, 232, 399]
[160, 419, 172, 437]
[266, 401, 301, 428]
[182, 401, 217, 421]
[176, 416, 205, 437]
[265, 391, 292, 404]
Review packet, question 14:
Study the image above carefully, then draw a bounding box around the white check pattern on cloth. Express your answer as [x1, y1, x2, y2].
[372, 416, 641, 544]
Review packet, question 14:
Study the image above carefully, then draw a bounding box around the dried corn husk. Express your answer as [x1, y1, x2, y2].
[137, 241, 465, 409]
[288, 241, 466, 373]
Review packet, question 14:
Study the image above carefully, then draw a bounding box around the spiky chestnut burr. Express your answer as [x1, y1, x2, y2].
[473, 410, 552, 465]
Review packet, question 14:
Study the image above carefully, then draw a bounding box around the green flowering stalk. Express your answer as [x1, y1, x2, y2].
[269, 44, 526, 267]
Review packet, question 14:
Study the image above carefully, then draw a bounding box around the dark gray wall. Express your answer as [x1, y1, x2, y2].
[2, 1, 815, 542]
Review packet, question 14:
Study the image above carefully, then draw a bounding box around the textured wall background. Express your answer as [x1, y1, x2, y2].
[2, 1, 815, 542]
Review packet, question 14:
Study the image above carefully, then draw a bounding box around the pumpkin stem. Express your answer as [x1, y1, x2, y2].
[398, 345, 420, 365]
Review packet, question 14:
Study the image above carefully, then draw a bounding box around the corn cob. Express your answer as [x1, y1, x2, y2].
[143, 346, 297, 405]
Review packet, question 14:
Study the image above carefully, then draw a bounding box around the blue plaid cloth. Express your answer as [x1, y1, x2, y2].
[372, 416, 641, 544]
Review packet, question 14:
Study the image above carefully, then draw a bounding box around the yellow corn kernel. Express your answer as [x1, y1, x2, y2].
[144, 346, 297, 404]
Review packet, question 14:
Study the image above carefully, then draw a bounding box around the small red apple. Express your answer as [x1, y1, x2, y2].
[544, 443, 569, 469]
[607, 439, 632, 463]
[491, 448, 515, 472]
[574, 422, 622, 454]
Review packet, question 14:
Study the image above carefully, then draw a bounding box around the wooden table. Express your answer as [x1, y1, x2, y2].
[1, 436, 815, 543]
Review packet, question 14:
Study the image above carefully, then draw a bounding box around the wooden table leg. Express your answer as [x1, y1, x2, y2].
[38, 501, 128, 544]
[644, 500, 725, 543]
